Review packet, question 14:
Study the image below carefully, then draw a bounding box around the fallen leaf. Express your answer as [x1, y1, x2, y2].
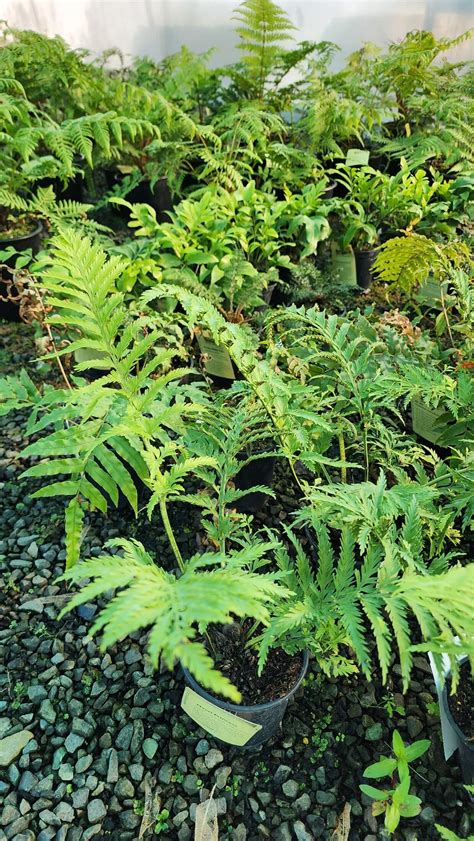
[330, 802, 351, 841]
[195, 785, 218, 841]
[139, 774, 161, 838]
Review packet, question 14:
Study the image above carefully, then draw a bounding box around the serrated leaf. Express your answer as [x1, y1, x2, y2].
[65, 497, 85, 569]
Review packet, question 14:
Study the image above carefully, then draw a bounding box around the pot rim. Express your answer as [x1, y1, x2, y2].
[0, 219, 43, 244]
[354, 247, 378, 256]
[181, 649, 309, 713]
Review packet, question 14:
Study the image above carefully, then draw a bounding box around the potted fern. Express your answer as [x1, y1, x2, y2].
[58, 495, 474, 748]
[2, 232, 474, 749]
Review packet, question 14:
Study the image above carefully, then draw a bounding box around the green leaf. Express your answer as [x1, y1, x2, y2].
[363, 757, 397, 779]
[65, 497, 85, 570]
[399, 800, 422, 818]
[385, 801, 401, 834]
[85, 459, 119, 506]
[79, 479, 108, 513]
[392, 729, 406, 759]
[94, 446, 138, 514]
[404, 738, 431, 762]
[360, 784, 390, 801]
[32, 481, 82, 499]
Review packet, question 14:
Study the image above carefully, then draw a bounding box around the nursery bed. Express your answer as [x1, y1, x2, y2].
[0, 322, 472, 841]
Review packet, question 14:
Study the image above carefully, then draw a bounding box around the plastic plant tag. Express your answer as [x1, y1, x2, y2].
[428, 652, 463, 761]
[345, 148, 370, 166]
[330, 242, 357, 287]
[181, 687, 262, 746]
[411, 397, 445, 445]
[197, 334, 235, 380]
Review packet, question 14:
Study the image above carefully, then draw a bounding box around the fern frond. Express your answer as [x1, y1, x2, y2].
[261, 523, 474, 689]
[59, 538, 286, 701]
[232, 0, 296, 99]
[373, 234, 471, 294]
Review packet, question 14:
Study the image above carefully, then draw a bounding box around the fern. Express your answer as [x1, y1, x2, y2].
[197, 103, 286, 188]
[0, 230, 208, 567]
[232, 0, 296, 100]
[141, 284, 338, 488]
[259, 523, 474, 690]
[297, 473, 451, 567]
[381, 118, 474, 172]
[373, 234, 471, 293]
[0, 369, 41, 416]
[183, 389, 278, 550]
[58, 537, 286, 701]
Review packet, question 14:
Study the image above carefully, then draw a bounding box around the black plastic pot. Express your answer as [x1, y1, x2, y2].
[355, 249, 377, 290]
[322, 181, 336, 199]
[0, 220, 43, 264]
[182, 650, 309, 748]
[106, 172, 174, 223]
[0, 221, 43, 321]
[441, 658, 474, 787]
[379, 229, 398, 244]
[37, 175, 85, 203]
[234, 454, 277, 513]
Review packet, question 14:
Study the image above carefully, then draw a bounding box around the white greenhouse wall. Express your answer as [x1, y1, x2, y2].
[0, 0, 472, 66]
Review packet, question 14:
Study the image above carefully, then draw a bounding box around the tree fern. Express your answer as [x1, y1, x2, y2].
[233, 0, 296, 100]
[58, 537, 286, 701]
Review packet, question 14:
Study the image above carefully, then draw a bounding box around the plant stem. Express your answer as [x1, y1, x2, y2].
[440, 284, 455, 348]
[159, 499, 184, 573]
[338, 430, 347, 483]
[31, 274, 73, 391]
[363, 423, 370, 481]
[244, 619, 261, 647]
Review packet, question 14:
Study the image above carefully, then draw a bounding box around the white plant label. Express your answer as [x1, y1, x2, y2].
[428, 652, 464, 761]
[181, 687, 261, 746]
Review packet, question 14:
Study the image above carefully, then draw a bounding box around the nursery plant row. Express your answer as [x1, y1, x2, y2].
[0, 2, 473, 839]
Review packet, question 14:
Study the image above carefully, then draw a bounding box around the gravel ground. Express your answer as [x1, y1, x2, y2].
[1, 322, 473, 841]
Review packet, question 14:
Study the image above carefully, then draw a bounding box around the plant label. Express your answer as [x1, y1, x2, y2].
[197, 334, 235, 379]
[428, 652, 463, 761]
[345, 148, 370, 166]
[181, 687, 262, 746]
[330, 243, 357, 287]
[411, 397, 445, 445]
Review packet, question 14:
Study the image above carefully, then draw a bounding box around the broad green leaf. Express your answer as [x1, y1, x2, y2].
[363, 757, 397, 779]
[360, 784, 390, 801]
[404, 739, 431, 762]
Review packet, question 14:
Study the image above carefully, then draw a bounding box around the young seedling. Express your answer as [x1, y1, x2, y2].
[360, 729, 430, 834]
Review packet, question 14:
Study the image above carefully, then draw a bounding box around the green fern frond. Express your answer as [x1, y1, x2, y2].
[58, 538, 285, 701]
[232, 0, 296, 99]
[0, 369, 41, 416]
[260, 523, 474, 688]
[373, 234, 471, 293]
